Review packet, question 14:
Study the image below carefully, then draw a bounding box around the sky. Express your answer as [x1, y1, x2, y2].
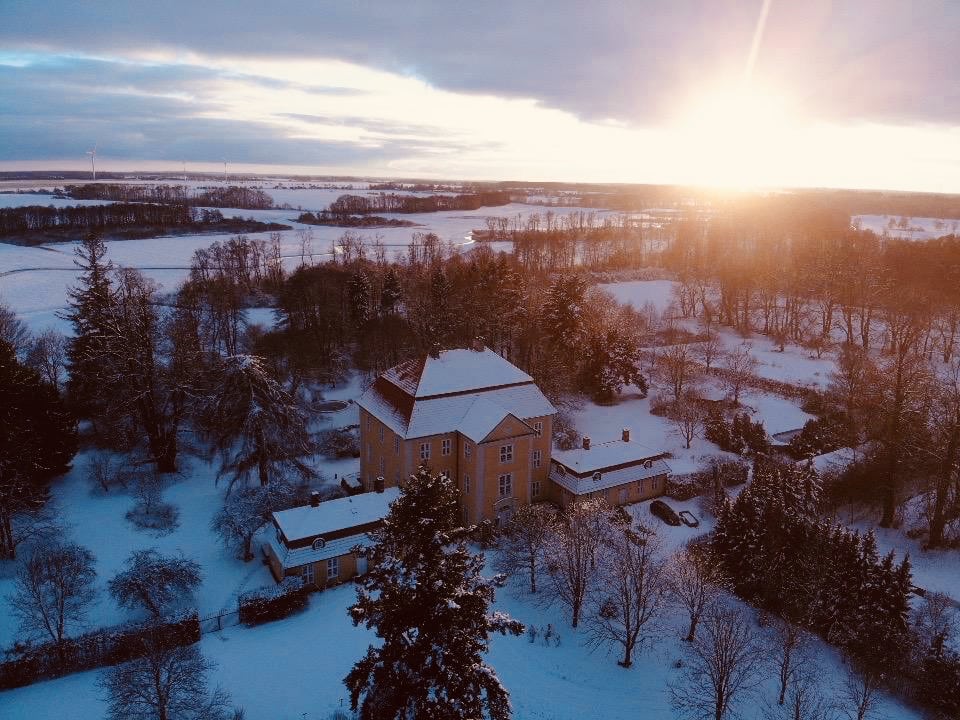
[0, 1, 958, 192]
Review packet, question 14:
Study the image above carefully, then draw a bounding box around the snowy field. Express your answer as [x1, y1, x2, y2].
[0, 499, 923, 720]
[854, 214, 960, 241]
[0, 190, 613, 335]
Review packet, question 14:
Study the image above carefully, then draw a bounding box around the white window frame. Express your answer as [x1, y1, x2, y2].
[498, 473, 512, 498]
[420, 442, 430, 460]
[500, 444, 514, 463]
[327, 556, 339, 579]
[532, 449, 542, 469]
[464, 442, 472, 458]
[534, 421, 543, 437]
[464, 475, 470, 494]
[532, 480, 541, 497]
[441, 438, 451, 456]
[303, 563, 315, 586]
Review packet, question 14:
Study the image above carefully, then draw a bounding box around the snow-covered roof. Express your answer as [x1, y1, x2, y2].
[272, 487, 400, 543]
[357, 374, 554, 440]
[457, 397, 513, 442]
[382, 347, 533, 399]
[265, 533, 374, 570]
[552, 438, 665, 475]
[550, 458, 672, 495]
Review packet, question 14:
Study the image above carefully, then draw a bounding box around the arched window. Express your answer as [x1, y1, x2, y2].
[592, 472, 602, 482]
[312, 537, 326, 551]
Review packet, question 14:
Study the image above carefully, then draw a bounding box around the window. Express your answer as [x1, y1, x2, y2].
[441, 438, 451, 456]
[464, 443, 472, 458]
[420, 442, 430, 460]
[643, 459, 653, 469]
[395, 436, 400, 455]
[379, 425, 384, 442]
[618, 488, 628, 504]
[532, 480, 541, 498]
[532, 449, 542, 469]
[500, 444, 514, 463]
[327, 557, 339, 579]
[303, 563, 315, 586]
[464, 475, 470, 494]
[593, 471, 602, 482]
[311, 537, 326, 551]
[498, 473, 512, 498]
[534, 421, 543, 437]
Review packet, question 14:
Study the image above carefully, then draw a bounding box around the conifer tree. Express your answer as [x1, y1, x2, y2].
[345, 466, 523, 720]
[0, 340, 76, 559]
[348, 268, 373, 327]
[63, 230, 115, 417]
[379, 267, 402, 317]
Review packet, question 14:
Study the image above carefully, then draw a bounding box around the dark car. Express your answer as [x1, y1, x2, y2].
[650, 499, 681, 526]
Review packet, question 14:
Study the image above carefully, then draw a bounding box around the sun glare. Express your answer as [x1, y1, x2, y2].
[673, 83, 798, 189]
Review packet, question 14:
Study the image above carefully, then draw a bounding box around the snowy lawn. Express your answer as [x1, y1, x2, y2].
[0, 542, 925, 720]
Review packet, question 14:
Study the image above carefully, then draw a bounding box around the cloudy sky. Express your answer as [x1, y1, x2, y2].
[1, 1, 958, 191]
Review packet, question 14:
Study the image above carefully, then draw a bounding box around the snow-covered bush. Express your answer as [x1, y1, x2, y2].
[316, 427, 360, 458]
[551, 410, 581, 451]
[237, 578, 308, 625]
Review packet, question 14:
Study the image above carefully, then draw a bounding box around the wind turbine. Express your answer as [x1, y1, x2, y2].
[182, 160, 187, 182]
[221, 158, 228, 184]
[86, 144, 98, 180]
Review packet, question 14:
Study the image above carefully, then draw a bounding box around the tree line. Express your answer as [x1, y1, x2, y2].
[327, 190, 511, 215]
[65, 183, 275, 210]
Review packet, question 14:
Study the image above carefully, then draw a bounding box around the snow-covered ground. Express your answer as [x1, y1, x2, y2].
[0, 528, 924, 720]
[855, 214, 960, 241]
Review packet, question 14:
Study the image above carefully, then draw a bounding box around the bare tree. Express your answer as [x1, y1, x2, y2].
[10, 542, 97, 660]
[495, 503, 557, 594]
[666, 546, 728, 642]
[657, 343, 700, 403]
[586, 523, 666, 667]
[927, 361, 960, 547]
[911, 591, 956, 659]
[829, 344, 873, 420]
[295, 228, 314, 267]
[838, 663, 881, 720]
[0, 302, 30, 357]
[669, 392, 706, 449]
[763, 649, 836, 720]
[108, 549, 202, 618]
[212, 482, 297, 561]
[670, 605, 764, 720]
[720, 343, 758, 406]
[100, 629, 236, 720]
[697, 331, 723, 371]
[25, 329, 68, 393]
[544, 498, 608, 628]
[770, 616, 808, 707]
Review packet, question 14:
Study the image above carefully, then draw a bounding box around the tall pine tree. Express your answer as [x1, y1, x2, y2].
[346, 466, 523, 719]
[63, 230, 114, 418]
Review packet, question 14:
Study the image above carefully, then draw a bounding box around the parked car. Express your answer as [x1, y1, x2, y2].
[650, 499, 681, 526]
[678, 510, 700, 528]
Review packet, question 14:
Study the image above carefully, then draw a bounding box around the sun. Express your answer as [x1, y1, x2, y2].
[672, 82, 799, 189]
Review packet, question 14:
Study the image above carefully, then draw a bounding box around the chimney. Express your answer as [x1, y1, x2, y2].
[310, 491, 320, 507]
[582, 436, 591, 450]
[374, 476, 385, 493]
[471, 336, 485, 352]
[622, 428, 631, 443]
[429, 343, 441, 359]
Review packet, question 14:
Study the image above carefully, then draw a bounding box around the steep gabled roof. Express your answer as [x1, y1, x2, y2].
[357, 347, 555, 440]
[383, 348, 533, 399]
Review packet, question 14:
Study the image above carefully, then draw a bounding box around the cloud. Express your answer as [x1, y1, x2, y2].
[0, 0, 956, 127]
